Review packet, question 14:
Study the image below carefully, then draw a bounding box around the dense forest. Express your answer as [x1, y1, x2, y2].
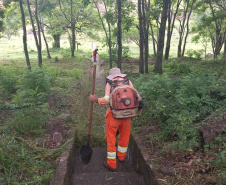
[0, 0, 225, 184]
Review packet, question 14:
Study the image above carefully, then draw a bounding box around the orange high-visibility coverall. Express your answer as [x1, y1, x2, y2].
[98, 77, 134, 169]
[92, 50, 98, 57]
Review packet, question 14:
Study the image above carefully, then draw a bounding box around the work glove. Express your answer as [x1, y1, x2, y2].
[138, 100, 145, 111]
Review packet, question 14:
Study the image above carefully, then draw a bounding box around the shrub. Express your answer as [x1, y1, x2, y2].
[186, 49, 204, 59]
[54, 56, 59, 62]
[122, 46, 130, 58]
[193, 49, 204, 59]
[186, 49, 194, 58]
[59, 48, 71, 58]
[20, 67, 55, 94]
[0, 67, 20, 94]
[165, 60, 191, 75]
[133, 72, 226, 151]
[7, 106, 49, 136]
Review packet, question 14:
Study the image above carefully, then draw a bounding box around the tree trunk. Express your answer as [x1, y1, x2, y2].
[40, 21, 51, 59]
[150, 23, 157, 57]
[209, 3, 225, 58]
[19, 0, 31, 70]
[177, 2, 188, 58]
[70, 0, 75, 57]
[142, 0, 149, 73]
[34, 0, 42, 67]
[224, 36, 226, 55]
[182, 0, 195, 56]
[165, 0, 181, 60]
[154, 0, 169, 74]
[117, 0, 122, 69]
[165, 0, 171, 60]
[71, 23, 75, 57]
[138, 0, 144, 74]
[53, 34, 60, 48]
[144, 24, 149, 73]
[27, 0, 42, 67]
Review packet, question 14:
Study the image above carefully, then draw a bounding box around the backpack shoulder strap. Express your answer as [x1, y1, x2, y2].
[106, 78, 112, 85]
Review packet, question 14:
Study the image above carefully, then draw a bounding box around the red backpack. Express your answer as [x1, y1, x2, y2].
[108, 79, 140, 119]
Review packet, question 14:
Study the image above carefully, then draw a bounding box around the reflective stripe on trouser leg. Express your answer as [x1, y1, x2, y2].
[106, 112, 118, 169]
[117, 117, 131, 161]
[107, 152, 116, 159]
[118, 146, 128, 153]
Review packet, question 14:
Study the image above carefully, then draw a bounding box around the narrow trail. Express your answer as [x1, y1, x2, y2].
[70, 59, 146, 185]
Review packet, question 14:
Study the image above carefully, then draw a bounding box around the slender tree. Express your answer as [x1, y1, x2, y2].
[27, 0, 42, 67]
[182, 0, 195, 56]
[40, 19, 51, 59]
[213, 0, 226, 55]
[165, 0, 182, 60]
[117, 0, 122, 69]
[138, 0, 144, 74]
[19, 0, 31, 70]
[92, 0, 113, 68]
[154, 0, 169, 74]
[142, 0, 150, 73]
[177, 0, 195, 58]
[209, 1, 225, 58]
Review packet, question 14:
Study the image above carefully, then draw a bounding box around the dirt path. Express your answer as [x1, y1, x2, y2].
[95, 57, 106, 90]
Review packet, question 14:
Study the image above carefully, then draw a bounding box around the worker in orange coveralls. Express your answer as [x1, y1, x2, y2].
[92, 48, 98, 57]
[91, 48, 99, 62]
[89, 68, 143, 172]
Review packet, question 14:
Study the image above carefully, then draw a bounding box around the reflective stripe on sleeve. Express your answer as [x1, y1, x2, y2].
[107, 152, 116, 159]
[104, 95, 110, 102]
[118, 146, 128, 153]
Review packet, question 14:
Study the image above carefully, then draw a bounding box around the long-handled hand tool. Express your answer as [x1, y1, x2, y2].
[79, 56, 97, 164]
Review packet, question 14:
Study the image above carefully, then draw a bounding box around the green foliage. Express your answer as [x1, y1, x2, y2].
[59, 48, 71, 58]
[204, 133, 226, 168]
[111, 47, 118, 62]
[4, 2, 21, 39]
[11, 88, 48, 107]
[186, 49, 194, 58]
[193, 49, 204, 59]
[57, 68, 83, 79]
[0, 67, 20, 94]
[122, 46, 130, 58]
[19, 67, 56, 94]
[0, 134, 56, 184]
[165, 60, 192, 75]
[134, 72, 226, 151]
[54, 56, 59, 62]
[7, 106, 49, 136]
[186, 49, 204, 59]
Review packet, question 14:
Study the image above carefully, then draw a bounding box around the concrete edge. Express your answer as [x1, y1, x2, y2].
[49, 132, 158, 185]
[129, 133, 159, 185]
[49, 133, 76, 185]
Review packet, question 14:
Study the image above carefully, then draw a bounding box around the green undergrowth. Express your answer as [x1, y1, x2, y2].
[130, 57, 226, 182]
[133, 72, 225, 149]
[0, 51, 94, 184]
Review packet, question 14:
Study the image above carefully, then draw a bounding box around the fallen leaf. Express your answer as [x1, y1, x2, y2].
[187, 159, 193, 166]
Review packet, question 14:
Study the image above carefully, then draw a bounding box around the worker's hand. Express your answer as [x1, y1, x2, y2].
[89, 94, 98, 103]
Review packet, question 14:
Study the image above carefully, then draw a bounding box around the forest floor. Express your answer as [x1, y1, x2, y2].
[1, 54, 225, 185]
[119, 58, 226, 185]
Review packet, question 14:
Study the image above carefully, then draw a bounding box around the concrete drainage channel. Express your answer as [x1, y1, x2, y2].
[49, 132, 158, 185]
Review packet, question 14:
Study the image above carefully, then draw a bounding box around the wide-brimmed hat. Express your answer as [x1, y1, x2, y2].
[106, 68, 127, 80]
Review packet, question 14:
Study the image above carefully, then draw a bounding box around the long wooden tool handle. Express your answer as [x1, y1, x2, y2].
[87, 57, 97, 145]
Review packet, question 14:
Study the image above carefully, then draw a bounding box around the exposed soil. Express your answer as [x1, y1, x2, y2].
[136, 116, 226, 185]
